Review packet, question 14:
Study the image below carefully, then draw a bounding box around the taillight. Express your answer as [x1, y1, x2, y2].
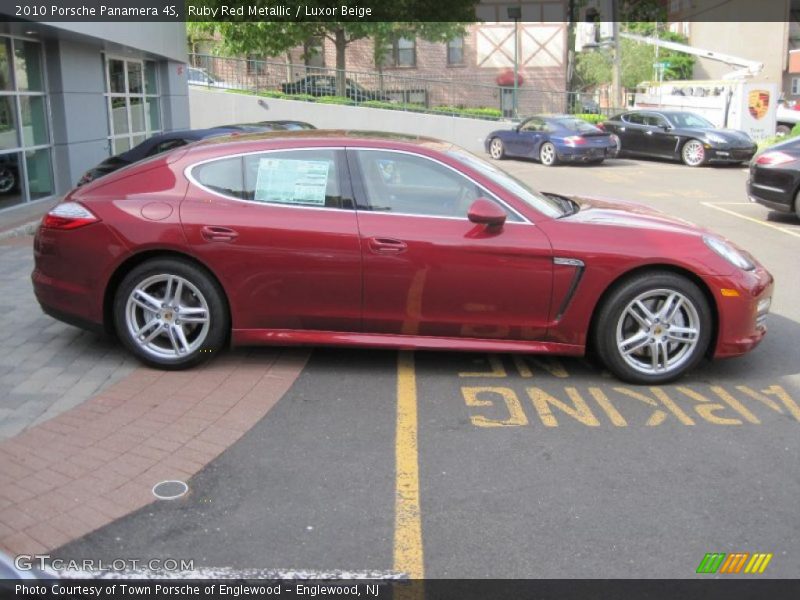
[564, 136, 587, 146]
[755, 151, 794, 166]
[41, 202, 99, 230]
[595, 122, 605, 130]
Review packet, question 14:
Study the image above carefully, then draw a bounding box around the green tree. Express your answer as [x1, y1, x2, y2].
[193, 1, 476, 95]
[574, 23, 694, 91]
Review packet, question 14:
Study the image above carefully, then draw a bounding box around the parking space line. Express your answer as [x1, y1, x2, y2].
[701, 201, 800, 239]
[394, 351, 424, 579]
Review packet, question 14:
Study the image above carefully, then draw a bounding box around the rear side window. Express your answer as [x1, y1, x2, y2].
[623, 113, 645, 125]
[192, 156, 246, 199]
[191, 149, 350, 209]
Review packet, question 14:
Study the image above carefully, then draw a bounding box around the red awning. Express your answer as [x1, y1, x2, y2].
[496, 69, 523, 86]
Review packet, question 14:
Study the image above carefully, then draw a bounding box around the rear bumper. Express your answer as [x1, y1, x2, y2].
[746, 169, 798, 212]
[705, 264, 774, 359]
[557, 145, 615, 162]
[32, 222, 120, 332]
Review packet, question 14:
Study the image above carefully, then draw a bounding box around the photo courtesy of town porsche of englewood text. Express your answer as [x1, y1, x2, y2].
[0, 1, 799, 599]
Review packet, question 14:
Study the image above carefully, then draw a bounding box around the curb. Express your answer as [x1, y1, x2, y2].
[0, 220, 40, 242]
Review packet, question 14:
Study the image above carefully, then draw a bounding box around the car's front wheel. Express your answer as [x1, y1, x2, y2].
[681, 139, 707, 167]
[489, 137, 505, 160]
[539, 142, 558, 166]
[0, 167, 15, 194]
[593, 272, 712, 384]
[113, 258, 229, 369]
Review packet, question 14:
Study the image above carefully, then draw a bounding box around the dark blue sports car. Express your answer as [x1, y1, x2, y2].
[485, 115, 619, 166]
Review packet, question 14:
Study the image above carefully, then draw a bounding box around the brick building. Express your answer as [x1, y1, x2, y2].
[192, 7, 570, 116]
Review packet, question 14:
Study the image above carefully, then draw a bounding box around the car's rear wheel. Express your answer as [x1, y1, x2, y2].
[489, 137, 505, 160]
[681, 139, 706, 167]
[539, 142, 558, 166]
[113, 258, 229, 369]
[777, 123, 792, 137]
[593, 272, 712, 384]
[0, 167, 15, 194]
[795, 188, 800, 220]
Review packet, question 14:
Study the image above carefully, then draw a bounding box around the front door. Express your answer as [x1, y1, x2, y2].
[348, 148, 553, 341]
[180, 148, 362, 332]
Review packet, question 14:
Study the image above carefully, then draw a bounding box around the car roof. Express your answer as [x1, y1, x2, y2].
[189, 130, 447, 153]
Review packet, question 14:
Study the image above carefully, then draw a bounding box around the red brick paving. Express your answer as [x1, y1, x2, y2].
[0, 349, 309, 555]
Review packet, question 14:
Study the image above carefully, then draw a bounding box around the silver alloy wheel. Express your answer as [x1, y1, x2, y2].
[0, 168, 14, 194]
[125, 274, 211, 361]
[540, 143, 556, 166]
[682, 140, 705, 166]
[489, 138, 504, 159]
[615, 288, 701, 376]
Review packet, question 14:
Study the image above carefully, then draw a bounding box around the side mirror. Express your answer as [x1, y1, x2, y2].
[468, 198, 507, 228]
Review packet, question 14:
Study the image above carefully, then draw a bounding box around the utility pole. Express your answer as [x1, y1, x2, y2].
[611, 0, 622, 110]
[508, 6, 522, 118]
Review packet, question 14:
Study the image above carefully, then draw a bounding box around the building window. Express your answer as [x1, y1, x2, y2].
[792, 77, 800, 95]
[104, 56, 161, 155]
[305, 38, 325, 69]
[246, 54, 266, 75]
[447, 37, 464, 66]
[381, 37, 417, 68]
[0, 35, 53, 211]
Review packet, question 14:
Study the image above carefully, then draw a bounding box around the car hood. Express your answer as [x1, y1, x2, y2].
[559, 194, 709, 236]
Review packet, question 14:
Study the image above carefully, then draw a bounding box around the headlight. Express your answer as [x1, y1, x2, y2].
[703, 236, 755, 271]
[705, 133, 727, 144]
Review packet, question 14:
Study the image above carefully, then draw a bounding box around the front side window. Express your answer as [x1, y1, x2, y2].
[520, 118, 543, 132]
[193, 149, 348, 209]
[354, 149, 519, 220]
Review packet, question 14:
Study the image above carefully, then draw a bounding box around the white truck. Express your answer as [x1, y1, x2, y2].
[621, 33, 779, 140]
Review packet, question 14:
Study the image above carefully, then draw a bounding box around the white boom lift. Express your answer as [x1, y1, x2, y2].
[619, 32, 776, 138]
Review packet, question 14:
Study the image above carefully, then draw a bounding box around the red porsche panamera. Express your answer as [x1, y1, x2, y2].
[33, 131, 773, 384]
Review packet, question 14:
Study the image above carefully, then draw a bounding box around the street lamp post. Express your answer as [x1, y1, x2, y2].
[508, 6, 522, 118]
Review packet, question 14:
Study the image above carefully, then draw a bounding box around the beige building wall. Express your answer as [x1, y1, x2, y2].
[687, 21, 788, 86]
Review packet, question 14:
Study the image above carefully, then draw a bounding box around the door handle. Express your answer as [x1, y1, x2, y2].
[368, 237, 407, 254]
[201, 225, 239, 242]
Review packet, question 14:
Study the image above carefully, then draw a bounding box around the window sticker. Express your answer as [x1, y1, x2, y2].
[254, 158, 330, 205]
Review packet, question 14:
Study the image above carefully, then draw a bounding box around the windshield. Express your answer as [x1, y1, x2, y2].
[445, 147, 565, 218]
[554, 118, 601, 133]
[667, 112, 715, 129]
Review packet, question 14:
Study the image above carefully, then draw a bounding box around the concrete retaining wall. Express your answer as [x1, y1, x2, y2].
[189, 88, 514, 154]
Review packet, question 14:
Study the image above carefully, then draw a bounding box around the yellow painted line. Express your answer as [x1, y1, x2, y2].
[394, 351, 424, 579]
[701, 201, 800, 239]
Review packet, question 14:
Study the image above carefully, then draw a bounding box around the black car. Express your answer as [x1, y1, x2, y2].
[281, 75, 390, 102]
[233, 120, 316, 131]
[77, 127, 243, 186]
[602, 110, 756, 167]
[748, 136, 800, 218]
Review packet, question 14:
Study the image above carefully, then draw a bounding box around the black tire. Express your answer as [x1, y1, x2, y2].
[113, 258, 229, 369]
[592, 272, 712, 384]
[0, 167, 16, 194]
[795, 189, 800, 221]
[777, 123, 792, 137]
[489, 137, 505, 160]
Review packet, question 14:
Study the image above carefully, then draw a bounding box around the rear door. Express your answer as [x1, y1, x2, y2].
[617, 112, 648, 154]
[348, 148, 553, 341]
[180, 148, 362, 332]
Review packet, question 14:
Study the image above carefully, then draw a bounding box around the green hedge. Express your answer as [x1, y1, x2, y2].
[225, 88, 506, 121]
[572, 113, 605, 124]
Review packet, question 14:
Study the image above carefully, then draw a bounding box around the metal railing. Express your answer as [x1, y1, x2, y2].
[188, 53, 613, 120]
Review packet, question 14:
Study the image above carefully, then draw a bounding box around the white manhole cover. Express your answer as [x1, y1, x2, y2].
[152, 480, 189, 500]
